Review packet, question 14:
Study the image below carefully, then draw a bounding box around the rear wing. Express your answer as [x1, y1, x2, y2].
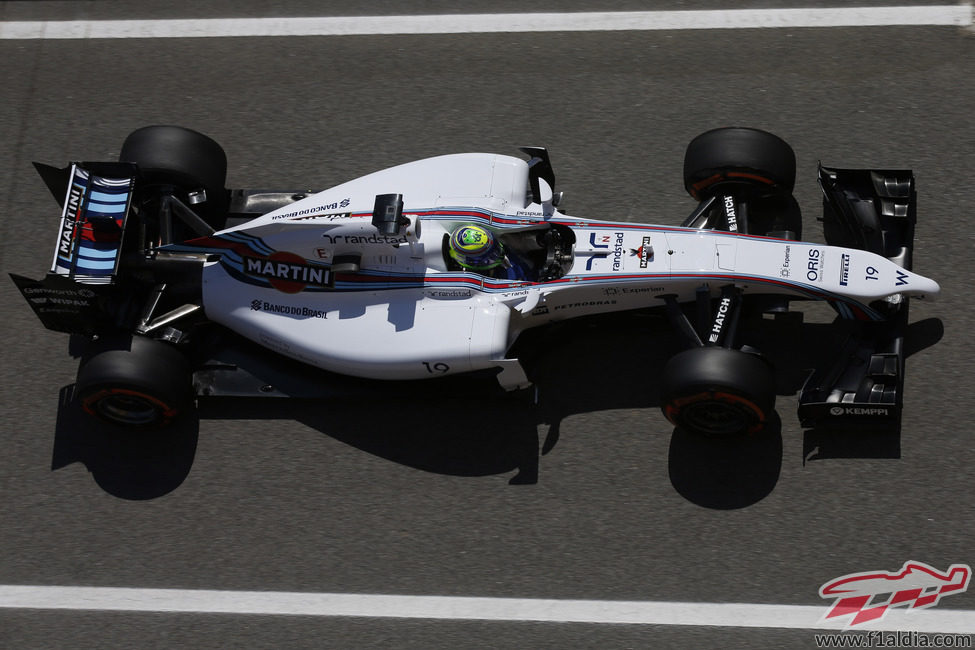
[10, 162, 137, 335]
[47, 162, 136, 284]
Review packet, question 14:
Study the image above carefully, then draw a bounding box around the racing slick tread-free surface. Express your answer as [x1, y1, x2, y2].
[119, 124, 229, 222]
[683, 127, 796, 200]
[75, 335, 194, 428]
[660, 346, 776, 436]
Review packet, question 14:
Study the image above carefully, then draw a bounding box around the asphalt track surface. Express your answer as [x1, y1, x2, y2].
[1, 3, 974, 648]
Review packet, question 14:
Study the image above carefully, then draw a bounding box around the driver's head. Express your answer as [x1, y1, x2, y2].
[449, 224, 504, 270]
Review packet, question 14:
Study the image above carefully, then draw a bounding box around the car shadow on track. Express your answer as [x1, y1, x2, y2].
[48, 312, 943, 507]
[799, 316, 943, 464]
[669, 415, 783, 510]
[51, 386, 199, 500]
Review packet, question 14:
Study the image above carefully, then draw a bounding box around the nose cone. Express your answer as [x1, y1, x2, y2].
[904, 272, 940, 300]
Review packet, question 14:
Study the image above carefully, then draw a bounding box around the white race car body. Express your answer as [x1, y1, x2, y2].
[185, 152, 938, 387]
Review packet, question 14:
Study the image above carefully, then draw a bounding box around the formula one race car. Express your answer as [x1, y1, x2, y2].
[11, 126, 939, 436]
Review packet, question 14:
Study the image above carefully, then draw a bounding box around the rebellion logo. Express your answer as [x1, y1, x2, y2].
[244, 251, 331, 293]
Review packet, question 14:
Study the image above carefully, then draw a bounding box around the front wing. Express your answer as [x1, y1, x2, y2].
[797, 167, 921, 427]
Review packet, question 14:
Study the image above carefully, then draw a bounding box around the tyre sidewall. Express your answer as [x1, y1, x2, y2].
[76, 335, 193, 428]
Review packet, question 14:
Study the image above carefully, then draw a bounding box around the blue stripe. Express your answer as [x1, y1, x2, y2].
[89, 190, 128, 204]
[78, 245, 119, 259]
[86, 201, 127, 214]
[75, 257, 116, 271]
[223, 232, 276, 256]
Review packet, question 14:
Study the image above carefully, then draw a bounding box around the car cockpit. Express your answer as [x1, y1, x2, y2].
[441, 223, 575, 282]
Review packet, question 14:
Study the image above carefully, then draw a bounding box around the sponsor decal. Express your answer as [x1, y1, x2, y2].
[585, 253, 609, 270]
[243, 251, 331, 293]
[516, 210, 543, 217]
[21, 286, 96, 299]
[828, 406, 891, 417]
[780, 245, 792, 278]
[612, 232, 625, 271]
[624, 286, 664, 294]
[29, 296, 90, 307]
[321, 232, 408, 245]
[531, 305, 550, 316]
[58, 181, 85, 258]
[708, 297, 732, 343]
[259, 331, 292, 354]
[630, 236, 653, 268]
[428, 289, 473, 298]
[20, 286, 97, 309]
[723, 195, 738, 232]
[553, 299, 617, 311]
[895, 269, 909, 286]
[589, 232, 611, 248]
[270, 198, 351, 221]
[290, 212, 350, 222]
[251, 299, 328, 319]
[819, 561, 971, 628]
[603, 286, 663, 296]
[806, 248, 823, 282]
[839, 253, 850, 286]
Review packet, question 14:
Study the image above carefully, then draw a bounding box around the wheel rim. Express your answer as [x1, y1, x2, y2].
[82, 387, 172, 427]
[96, 395, 160, 426]
[680, 400, 752, 436]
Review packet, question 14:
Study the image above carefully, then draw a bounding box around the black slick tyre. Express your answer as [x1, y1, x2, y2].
[683, 127, 796, 200]
[75, 335, 193, 428]
[660, 347, 775, 437]
[119, 125, 228, 225]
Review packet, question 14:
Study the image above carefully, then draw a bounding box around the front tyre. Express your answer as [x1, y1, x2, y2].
[660, 347, 775, 437]
[683, 127, 796, 201]
[75, 335, 194, 428]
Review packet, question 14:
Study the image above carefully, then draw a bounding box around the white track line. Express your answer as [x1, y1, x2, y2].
[2, 586, 975, 633]
[0, 6, 971, 39]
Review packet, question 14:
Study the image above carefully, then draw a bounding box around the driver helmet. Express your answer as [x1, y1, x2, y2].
[448, 224, 505, 270]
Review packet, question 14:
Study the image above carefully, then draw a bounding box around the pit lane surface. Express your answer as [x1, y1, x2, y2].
[1, 3, 974, 648]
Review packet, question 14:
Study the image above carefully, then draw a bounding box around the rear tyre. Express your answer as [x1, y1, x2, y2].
[660, 347, 775, 437]
[119, 125, 228, 227]
[683, 127, 796, 201]
[75, 335, 193, 429]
